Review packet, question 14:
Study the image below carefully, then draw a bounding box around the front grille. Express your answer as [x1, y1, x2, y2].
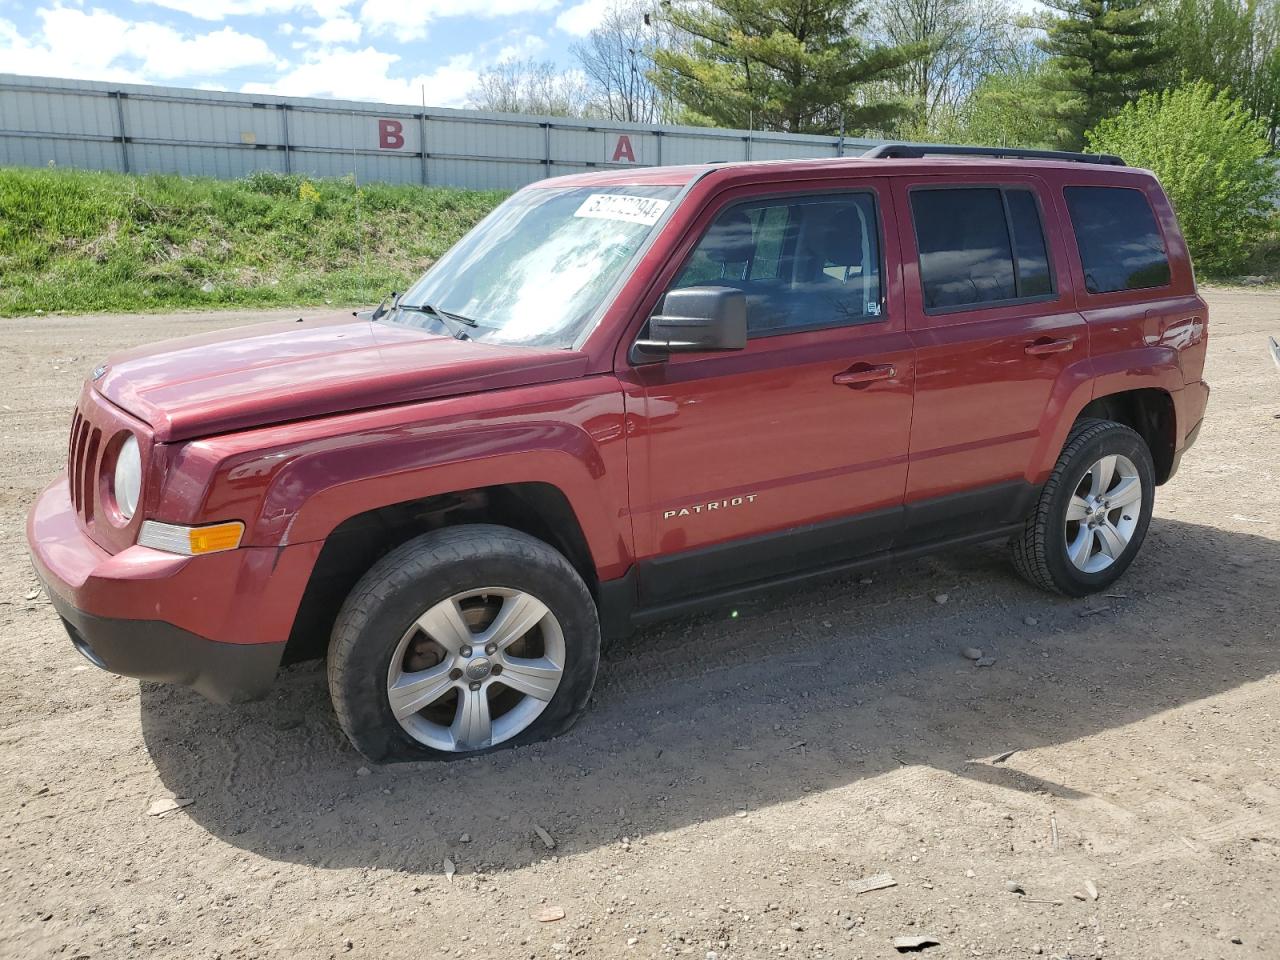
[64, 386, 151, 555]
[68, 407, 103, 526]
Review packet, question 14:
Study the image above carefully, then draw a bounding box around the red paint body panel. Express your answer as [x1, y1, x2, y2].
[616, 176, 914, 561]
[29, 477, 320, 645]
[99, 314, 589, 442]
[28, 155, 1210, 679]
[156, 376, 634, 579]
[888, 171, 1092, 497]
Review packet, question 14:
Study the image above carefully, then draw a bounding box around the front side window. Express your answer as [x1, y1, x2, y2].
[911, 186, 1056, 311]
[1064, 186, 1171, 294]
[669, 192, 884, 336]
[388, 184, 680, 347]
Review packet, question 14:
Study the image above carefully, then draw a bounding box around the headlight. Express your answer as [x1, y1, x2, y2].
[113, 434, 141, 520]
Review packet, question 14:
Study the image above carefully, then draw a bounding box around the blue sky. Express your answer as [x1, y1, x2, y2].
[0, 0, 611, 107]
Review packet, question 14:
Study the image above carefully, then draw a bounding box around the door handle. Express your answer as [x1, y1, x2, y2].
[833, 363, 896, 387]
[1024, 336, 1076, 356]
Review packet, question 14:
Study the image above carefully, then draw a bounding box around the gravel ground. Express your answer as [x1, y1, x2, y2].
[0, 290, 1277, 960]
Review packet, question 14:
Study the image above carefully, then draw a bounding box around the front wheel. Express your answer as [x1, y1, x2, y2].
[328, 525, 601, 762]
[1010, 418, 1156, 597]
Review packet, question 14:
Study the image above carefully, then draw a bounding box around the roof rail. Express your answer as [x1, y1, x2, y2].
[862, 142, 1126, 166]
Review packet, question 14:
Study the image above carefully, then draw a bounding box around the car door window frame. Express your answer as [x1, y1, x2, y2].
[908, 183, 1060, 316]
[655, 187, 892, 341]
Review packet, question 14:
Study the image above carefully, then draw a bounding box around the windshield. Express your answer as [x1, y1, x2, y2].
[386, 184, 681, 348]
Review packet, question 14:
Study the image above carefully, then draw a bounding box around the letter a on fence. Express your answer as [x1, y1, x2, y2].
[611, 135, 636, 163]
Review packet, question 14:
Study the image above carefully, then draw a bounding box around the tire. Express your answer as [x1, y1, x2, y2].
[327, 524, 601, 762]
[1010, 418, 1156, 597]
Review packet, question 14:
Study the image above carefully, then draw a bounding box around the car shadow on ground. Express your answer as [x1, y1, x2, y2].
[140, 517, 1278, 875]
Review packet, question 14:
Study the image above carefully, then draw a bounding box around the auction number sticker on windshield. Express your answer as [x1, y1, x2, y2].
[574, 193, 670, 226]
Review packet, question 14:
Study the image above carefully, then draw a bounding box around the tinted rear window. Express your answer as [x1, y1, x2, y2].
[1064, 186, 1171, 294]
[913, 188, 1014, 308]
[911, 187, 1055, 310]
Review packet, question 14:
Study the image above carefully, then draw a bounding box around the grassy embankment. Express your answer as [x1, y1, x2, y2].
[0, 167, 505, 316]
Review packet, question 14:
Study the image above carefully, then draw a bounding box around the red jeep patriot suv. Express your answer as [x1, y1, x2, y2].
[28, 144, 1209, 761]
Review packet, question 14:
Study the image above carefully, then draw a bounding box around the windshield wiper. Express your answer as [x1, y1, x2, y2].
[394, 302, 478, 340]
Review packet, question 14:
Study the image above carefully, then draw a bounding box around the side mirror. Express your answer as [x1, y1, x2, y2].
[631, 287, 747, 363]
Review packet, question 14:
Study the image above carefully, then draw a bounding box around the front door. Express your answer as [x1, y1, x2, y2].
[620, 182, 916, 606]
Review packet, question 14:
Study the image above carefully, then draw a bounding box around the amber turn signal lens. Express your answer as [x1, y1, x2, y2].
[138, 520, 244, 556]
[188, 522, 244, 555]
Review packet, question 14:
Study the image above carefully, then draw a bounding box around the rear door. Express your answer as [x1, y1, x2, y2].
[891, 175, 1087, 542]
[620, 179, 915, 605]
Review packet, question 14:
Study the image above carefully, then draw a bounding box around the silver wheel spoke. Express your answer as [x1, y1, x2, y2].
[1068, 526, 1095, 568]
[451, 686, 493, 750]
[482, 592, 549, 651]
[498, 656, 562, 701]
[1065, 495, 1090, 521]
[1089, 455, 1117, 498]
[1065, 453, 1142, 573]
[388, 586, 567, 754]
[1108, 475, 1142, 509]
[388, 663, 455, 720]
[1096, 521, 1127, 559]
[415, 597, 473, 654]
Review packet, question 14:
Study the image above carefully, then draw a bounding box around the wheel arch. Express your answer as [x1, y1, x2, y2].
[283, 481, 599, 664]
[1075, 387, 1177, 484]
[1030, 346, 1184, 489]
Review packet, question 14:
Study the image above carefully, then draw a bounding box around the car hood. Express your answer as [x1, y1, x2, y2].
[96, 312, 589, 442]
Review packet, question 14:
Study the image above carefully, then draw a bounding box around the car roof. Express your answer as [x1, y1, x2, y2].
[537, 155, 1153, 190]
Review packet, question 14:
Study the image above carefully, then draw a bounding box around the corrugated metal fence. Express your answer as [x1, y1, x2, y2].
[0, 73, 883, 191]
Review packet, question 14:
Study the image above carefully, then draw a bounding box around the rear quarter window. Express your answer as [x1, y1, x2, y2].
[1064, 186, 1171, 294]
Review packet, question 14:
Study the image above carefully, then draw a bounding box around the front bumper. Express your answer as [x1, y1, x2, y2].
[28, 476, 320, 703]
[47, 588, 285, 703]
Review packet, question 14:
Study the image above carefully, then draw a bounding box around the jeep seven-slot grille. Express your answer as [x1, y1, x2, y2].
[65, 389, 151, 555]
[68, 407, 103, 526]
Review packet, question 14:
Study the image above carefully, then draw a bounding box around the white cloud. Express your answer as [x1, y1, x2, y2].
[555, 0, 608, 36]
[242, 47, 479, 106]
[0, 7, 276, 82]
[136, 26, 279, 77]
[495, 34, 546, 62]
[139, 0, 295, 19]
[138, 0, 354, 20]
[359, 0, 558, 41]
[301, 15, 362, 43]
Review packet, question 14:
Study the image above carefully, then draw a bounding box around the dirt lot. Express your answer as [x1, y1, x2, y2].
[0, 290, 1277, 960]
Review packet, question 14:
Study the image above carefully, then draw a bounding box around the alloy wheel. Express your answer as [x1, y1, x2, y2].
[1063, 453, 1144, 574]
[386, 587, 565, 752]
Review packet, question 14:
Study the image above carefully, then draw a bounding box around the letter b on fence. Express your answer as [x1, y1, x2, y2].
[378, 119, 405, 150]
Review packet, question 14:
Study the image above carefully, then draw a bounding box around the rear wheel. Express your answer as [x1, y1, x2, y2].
[1010, 418, 1155, 596]
[328, 525, 600, 761]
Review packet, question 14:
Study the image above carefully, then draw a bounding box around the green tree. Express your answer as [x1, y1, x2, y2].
[1085, 81, 1277, 275]
[1034, 0, 1163, 149]
[907, 66, 1057, 146]
[963, 68, 1058, 146]
[873, 0, 1026, 128]
[651, 0, 926, 134]
[1157, 0, 1280, 145]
